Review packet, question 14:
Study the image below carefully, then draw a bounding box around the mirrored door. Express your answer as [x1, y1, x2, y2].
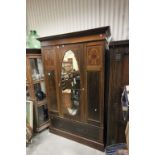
[60, 50, 81, 119]
[58, 44, 84, 121]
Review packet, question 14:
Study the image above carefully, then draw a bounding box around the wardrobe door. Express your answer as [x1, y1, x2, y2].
[42, 47, 60, 114]
[57, 44, 84, 121]
[85, 41, 105, 127]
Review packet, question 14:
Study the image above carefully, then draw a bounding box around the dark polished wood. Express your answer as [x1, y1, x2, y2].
[26, 48, 41, 54]
[106, 40, 129, 145]
[49, 127, 104, 151]
[50, 116, 102, 142]
[39, 26, 110, 41]
[39, 27, 110, 47]
[40, 27, 110, 151]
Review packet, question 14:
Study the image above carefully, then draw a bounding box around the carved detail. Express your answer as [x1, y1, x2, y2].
[87, 47, 101, 66]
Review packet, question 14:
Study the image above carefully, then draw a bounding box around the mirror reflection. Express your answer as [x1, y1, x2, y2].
[61, 50, 80, 116]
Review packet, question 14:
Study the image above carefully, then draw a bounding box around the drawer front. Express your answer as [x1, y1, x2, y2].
[50, 115, 103, 142]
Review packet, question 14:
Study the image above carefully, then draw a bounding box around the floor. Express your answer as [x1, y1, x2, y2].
[26, 129, 105, 155]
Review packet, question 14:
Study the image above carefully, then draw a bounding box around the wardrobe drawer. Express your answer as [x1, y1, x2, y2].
[50, 115, 103, 142]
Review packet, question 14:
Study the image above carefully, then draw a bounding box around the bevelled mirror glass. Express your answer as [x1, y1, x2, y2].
[61, 50, 80, 117]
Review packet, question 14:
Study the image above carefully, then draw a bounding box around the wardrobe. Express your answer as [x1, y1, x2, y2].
[106, 40, 129, 145]
[39, 27, 110, 150]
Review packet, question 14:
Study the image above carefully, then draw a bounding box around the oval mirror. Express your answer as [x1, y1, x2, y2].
[61, 50, 80, 117]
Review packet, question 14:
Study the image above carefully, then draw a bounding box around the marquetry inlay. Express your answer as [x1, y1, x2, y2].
[43, 49, 55, 67]
[87, 46, 102, 66]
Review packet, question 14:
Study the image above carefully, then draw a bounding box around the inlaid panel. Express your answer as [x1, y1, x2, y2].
[86, 45, 102, 67]
[42, 48, 56, 68]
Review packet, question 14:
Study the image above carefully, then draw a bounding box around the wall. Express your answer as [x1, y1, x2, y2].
[27, 0, 129, 41]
